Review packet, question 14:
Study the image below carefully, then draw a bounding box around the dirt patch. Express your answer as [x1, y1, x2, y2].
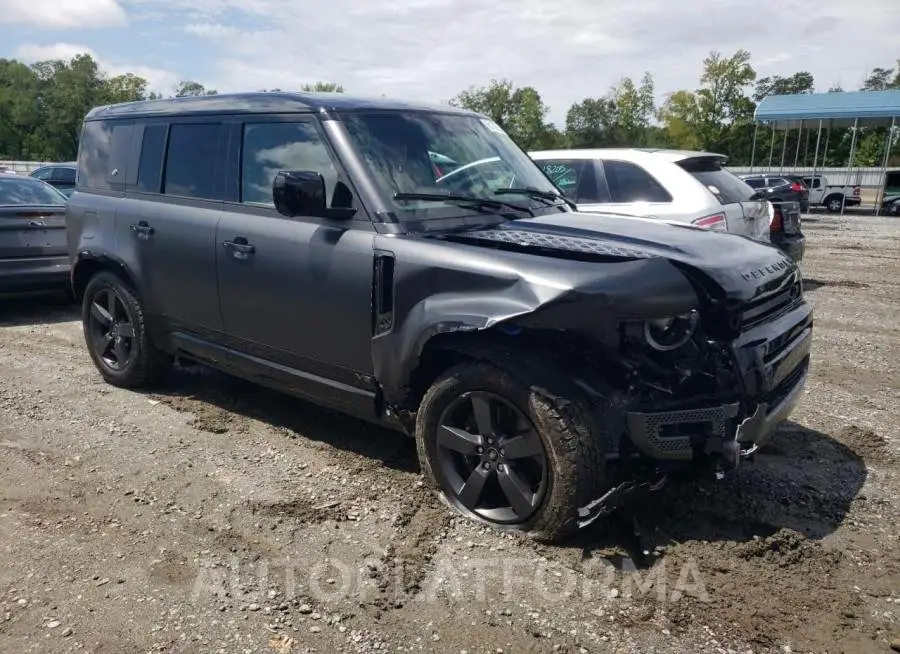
[154, 393, 251, 434]
[660, 529, 858, 650]
[372, 488, 454, 605]
[838, 425, 897, 464]
[249, 497, 349, 524]
[803, 277, 870, 292]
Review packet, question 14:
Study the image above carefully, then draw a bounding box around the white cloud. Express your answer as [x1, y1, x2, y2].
[0, 0, 126, 28]
[184, 22, 240, 38]
[10, 0, 900, 124]
[15, 43, 178, 95]
[159, 0, 900, 123]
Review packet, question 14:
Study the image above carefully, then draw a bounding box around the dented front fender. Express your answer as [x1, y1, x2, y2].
[372, 234, 698, 406]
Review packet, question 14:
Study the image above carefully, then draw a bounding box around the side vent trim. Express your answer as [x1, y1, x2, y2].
[373, 251, 395, 336]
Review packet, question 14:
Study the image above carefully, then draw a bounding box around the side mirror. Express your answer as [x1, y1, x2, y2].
[273, 171, 327, 217]
[272, 171, 357, 220]
[748, 190, 765, 201]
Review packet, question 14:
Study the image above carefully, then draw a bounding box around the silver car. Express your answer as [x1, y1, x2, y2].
[529, 148, 771, 241]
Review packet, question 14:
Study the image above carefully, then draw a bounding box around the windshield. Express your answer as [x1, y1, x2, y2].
[340, 111, 562, 219]
[0, 177, 67, 206]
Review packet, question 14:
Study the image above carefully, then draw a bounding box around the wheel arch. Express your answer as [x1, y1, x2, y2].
[72, 252, 139, 301]
[399, 328, 575, 417]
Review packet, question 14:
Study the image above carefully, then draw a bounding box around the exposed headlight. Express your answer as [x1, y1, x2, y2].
[643, 310, 699, 351]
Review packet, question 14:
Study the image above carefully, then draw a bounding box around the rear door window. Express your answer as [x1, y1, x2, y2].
[677, 159, 755, 205]
[136, 124, 168, 193]
[163, 123, 223, 200]
[52, 167, 76, 183]
[601, 160, 672, 203]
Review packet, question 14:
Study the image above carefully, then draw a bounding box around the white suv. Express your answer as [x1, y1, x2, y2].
[529, 148, 771, 241]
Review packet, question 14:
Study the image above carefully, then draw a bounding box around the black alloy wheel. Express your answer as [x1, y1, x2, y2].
[87, 287, 136, 371]
[435, 390, 548, 524]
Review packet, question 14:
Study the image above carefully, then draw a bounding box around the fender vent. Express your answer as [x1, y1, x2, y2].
[373, 251, 395, 336]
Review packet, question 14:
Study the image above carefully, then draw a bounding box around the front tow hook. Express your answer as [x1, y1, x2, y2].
[707, 403, 768, 478]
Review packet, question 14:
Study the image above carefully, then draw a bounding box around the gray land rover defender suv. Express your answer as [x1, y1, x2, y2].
[67, 93, 813, 541]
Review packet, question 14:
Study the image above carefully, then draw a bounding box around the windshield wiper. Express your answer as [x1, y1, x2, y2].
[496, 187, 576, 210]
[393, 192, 534, 216]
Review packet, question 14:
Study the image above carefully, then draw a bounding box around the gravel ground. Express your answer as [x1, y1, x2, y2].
[1, 214, 898, 654]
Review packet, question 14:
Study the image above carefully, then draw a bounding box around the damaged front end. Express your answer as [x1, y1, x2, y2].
[571, 262, 812, 526]
[373, 214, 813, 528]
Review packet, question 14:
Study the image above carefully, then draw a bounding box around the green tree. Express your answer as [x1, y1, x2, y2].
[695, 49, 756, 155]
[450, 79, 557, 150]
[0, 59, 41, 159]
[754, 71, 814, 101]
[34, 54, 110, 160]
[860, 65, 899, 91]
[104, 73, 151, 104]
[300, 82, 344, 92]
[174, 80, 218, 97]
[611, 72, 656, 145]
[658, 90, 702, 151]
[564, 96, 619, 147]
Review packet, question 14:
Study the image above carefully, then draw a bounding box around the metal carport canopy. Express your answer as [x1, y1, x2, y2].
[754, 90, 900, 129]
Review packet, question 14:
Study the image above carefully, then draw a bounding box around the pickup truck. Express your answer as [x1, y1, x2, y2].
[797, 174, 861, 212]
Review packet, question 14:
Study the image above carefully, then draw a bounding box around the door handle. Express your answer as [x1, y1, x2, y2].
[223, 237, 255, 259]
[130, 221, 154, 238]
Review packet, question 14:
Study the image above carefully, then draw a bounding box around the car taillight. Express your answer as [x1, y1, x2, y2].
[790, 183, 804, 192]
[852, 187, 861, 197]
[691, 213, 726, 230]
[770, 206, 784, 232]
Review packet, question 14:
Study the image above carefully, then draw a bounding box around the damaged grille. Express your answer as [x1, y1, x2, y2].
[460, 229, 655, 260]
[741, 274, 802, 328]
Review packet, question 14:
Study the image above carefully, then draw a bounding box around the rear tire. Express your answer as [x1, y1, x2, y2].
[415, 361, 607, 542]
[82, 272, 173, 388]
[825, 195, 844, 213]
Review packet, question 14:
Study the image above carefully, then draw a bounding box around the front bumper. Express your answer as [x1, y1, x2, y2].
[624, 302, 812, 465]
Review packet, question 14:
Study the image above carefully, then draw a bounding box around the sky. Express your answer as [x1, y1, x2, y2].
[1, 0, 899, 124]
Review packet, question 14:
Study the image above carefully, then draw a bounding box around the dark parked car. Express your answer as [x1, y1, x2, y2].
[0, 175, 70, 294]
[67, 93, 813, 540]
[881, 194, 900, 216]
[768, 201, 805, 262]
[30, 162, 77, 197]
[740, 174, 810, 212]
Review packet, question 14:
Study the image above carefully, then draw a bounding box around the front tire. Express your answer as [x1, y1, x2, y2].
[82, 272, 173, 388]
[415, 361, 607, 541]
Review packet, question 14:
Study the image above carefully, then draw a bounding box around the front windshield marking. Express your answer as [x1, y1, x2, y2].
[340, 111, 562, 219]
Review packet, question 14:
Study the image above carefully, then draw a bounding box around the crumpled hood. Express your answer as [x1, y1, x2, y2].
[443, 210, 796, 301]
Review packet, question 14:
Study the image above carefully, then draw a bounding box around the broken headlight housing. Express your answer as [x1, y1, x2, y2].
[642, 309, 699, 352]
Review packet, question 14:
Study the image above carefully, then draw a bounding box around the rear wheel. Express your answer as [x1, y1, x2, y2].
[82, 272, 173, 388]
[415, 361, 607, 541]
[825, 195, 844, 213]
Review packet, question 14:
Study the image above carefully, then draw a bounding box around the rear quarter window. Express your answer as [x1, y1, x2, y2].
[679, 160, 755, 205]
[77, 120, 133, 191]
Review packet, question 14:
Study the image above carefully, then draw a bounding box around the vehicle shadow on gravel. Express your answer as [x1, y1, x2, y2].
[152, 363, 420, 473]
[567, 420, 868, 567]
[0, 292, 79, 327]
